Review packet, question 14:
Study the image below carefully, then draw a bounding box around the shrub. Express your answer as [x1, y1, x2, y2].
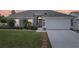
[26, 26, 37, 30]
[7, 18, 15, 28]
[0, 16, 7, 23]
[31, 26, 37, 30]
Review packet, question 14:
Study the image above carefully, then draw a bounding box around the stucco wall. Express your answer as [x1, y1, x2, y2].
[15, 19, 20, 27]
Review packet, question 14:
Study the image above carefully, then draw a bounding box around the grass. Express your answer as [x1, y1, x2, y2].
[0, 30, 42, 48]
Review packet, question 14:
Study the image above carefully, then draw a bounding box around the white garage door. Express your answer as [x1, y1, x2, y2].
[45, 17, 70, 30]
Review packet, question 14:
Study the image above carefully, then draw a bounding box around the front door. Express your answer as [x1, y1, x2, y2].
[37, 16, 43, 27]
[38, 19, 42, 27]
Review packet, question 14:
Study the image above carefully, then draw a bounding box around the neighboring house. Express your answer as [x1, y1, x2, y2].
[70, 12, 79, 30]
[8, 10, 74, 30]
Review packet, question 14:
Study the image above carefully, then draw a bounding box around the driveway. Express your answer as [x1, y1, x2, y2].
[47, 30, 79, 48]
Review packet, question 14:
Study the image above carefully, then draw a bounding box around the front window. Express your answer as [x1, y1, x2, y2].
[28, 18, 33, 23]
[28, 18, 33, 26]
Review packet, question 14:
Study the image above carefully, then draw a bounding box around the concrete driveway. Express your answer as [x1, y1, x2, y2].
[47, 30, 79, 48]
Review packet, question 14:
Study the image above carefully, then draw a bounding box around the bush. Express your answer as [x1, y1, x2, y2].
[26, 26, 37, 30]
[7, 19, 15, 28]
[31, 26, 37, 30]
[26, 26, 31, 29]
[0, 23, 9, 29]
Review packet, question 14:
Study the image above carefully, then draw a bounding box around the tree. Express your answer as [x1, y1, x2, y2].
[0, 16, 7, 23]
[0, 16, 8, 23]
[8, 18, 15, 28]
[11, 10, 16, 14]
[23, 18, 32, 29]
[23, 19, 28, 28]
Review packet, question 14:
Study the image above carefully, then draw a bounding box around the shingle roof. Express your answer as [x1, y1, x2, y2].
[8, 10, 73, 18]
[9, 11, 34, 19]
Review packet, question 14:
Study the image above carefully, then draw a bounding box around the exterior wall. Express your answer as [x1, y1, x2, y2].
[19, 20, 24, 28]
[44, 17, 71, 30]
[14, 19, 20, 27]
[14, 19, 24, 28]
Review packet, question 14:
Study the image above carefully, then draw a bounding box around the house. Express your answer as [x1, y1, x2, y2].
[8, 10, 74, 30]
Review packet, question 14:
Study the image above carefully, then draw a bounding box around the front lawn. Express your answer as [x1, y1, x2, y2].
[0, 30, 42, 48]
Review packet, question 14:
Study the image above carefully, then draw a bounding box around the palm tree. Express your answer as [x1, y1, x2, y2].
[23, 18, 32, 29]
[23, 19, 28, 28]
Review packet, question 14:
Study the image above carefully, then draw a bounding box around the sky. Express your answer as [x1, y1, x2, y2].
[0, 10, 79, 16]
[0, 10, 24, 16]
[57, 10, 79, 14]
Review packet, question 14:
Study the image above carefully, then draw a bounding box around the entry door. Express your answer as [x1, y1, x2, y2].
[38, 19, 42, 27]
[37, 16, 42, 27]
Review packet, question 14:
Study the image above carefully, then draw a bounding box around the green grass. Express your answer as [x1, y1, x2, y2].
[0, 30, 42, 48]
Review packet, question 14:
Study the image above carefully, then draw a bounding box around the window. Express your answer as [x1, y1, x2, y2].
[28, 18, 33, 26]
[28, 18, 33, 23]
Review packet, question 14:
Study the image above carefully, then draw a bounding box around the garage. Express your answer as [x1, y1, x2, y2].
[44, 17, 71, 30]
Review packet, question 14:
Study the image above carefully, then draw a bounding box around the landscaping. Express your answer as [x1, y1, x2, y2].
[0, 30, 42, 48]
[0, 30, 51, 48]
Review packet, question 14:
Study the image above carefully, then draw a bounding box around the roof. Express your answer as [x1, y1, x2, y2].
[70, 12, 79, 17]
[8, 10, 73, 19]
[8, 11, 34, 19]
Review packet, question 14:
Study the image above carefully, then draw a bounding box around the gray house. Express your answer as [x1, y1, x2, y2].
[9, 10, 74, 30]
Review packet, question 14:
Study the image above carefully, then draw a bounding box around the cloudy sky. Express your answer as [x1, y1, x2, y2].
[0, 10, 79, 16]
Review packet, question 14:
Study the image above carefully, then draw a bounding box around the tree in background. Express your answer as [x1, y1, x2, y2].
[11, 10, 16, 14]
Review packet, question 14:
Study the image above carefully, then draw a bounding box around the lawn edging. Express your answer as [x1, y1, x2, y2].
[41, 32, 52, 48]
